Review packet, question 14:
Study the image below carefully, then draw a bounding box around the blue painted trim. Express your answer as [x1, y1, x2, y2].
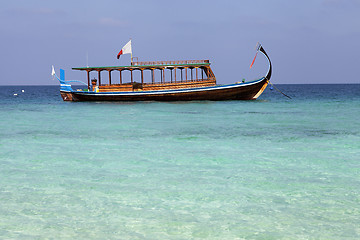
[54, 68, 87, 86]
[64, 80, 88, 85]
[60, 84, 73, 92]
[60, 69, 65, 81]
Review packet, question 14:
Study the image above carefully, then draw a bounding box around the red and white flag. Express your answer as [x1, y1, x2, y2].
[249, 52, 258, 69]
[250, 42, 261, 69]
[117, 40, 132, 59]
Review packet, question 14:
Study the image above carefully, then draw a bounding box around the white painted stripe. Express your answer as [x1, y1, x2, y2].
[74, 78, 265, 97]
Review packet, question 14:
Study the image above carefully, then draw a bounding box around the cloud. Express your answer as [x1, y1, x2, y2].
[322, 0, 360, 8]
[98, 18, 128, 27]
[3, 7, 66, 16]
[34, 8, 60, 15]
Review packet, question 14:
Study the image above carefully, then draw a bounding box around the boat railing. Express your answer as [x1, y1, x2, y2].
[100, 77, 216, 86]
[144, 77, 216, 85]
[131, 60, 209, 66]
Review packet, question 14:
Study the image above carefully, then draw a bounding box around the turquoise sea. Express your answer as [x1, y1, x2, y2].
[0, 84, 359, 239]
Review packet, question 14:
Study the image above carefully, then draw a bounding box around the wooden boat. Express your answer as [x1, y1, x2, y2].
[54, 43, 271, 101]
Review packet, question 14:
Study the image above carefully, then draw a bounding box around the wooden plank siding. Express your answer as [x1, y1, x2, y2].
[98, 79, 216, 92]
[99, 84, 133, 92]
[142, 79, 216, 91]
[62, 78, 269, 102]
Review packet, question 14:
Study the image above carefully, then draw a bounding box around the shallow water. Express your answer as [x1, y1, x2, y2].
[0, 84, 359, 239]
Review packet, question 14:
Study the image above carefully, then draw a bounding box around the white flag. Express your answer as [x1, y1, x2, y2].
[117, 40, 132, 59]
[51, 65, 55, 76]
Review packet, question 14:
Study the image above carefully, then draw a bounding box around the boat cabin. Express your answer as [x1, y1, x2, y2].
[72, 60, 216, 92]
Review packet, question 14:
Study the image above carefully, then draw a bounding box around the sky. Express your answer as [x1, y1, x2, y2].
[0, 0, 359, 85]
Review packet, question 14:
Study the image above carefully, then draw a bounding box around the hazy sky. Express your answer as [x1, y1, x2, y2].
[1, 0, 359, 85]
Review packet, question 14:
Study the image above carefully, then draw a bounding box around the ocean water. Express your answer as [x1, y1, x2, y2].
[0, 84, 359, 239]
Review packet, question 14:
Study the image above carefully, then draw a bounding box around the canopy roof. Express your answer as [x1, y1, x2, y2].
[72, 60, 211, 71]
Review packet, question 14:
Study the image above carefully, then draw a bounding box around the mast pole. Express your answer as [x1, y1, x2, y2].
[87, 70, 90, 90]
[130, 38, 133, 65]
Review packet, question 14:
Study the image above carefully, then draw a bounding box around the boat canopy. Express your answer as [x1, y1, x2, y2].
[72, 60, 210, 71]
[72, 60, 215, 89]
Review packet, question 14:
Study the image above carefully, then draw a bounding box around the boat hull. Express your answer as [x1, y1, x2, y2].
[60, 78, 269, 102]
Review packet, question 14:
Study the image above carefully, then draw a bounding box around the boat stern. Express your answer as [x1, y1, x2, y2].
[55, 68, 79, 101]
[60, 90, 77, 101]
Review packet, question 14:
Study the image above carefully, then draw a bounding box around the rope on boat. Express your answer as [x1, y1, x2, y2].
[269, 81, 292, 99]
[52, 66, 87, 86]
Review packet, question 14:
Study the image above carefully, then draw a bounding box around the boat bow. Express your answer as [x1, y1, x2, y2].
[249, 44, 272, 99]
[258, 44, 272, 81]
